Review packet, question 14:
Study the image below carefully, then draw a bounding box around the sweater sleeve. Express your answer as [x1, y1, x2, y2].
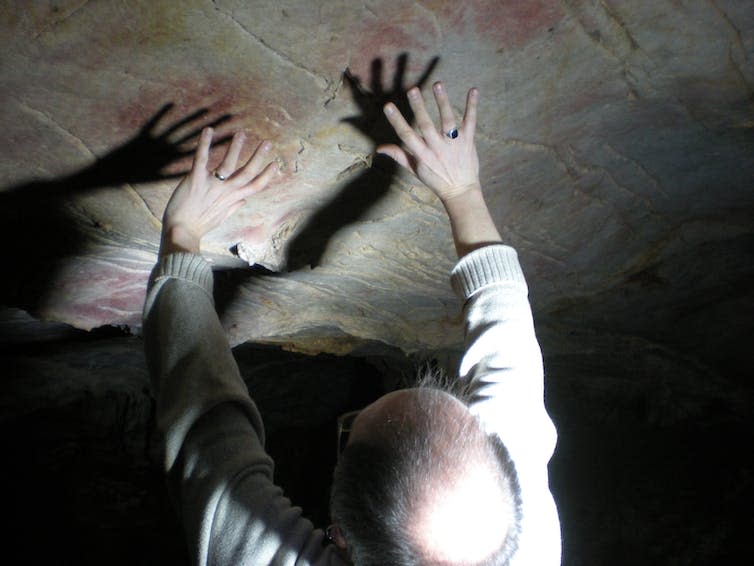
[450, 244, 562, 566]
[143, 253, 346, 566]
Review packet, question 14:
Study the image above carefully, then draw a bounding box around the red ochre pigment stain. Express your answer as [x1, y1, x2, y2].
[116, 82, 229, 134]
[346, 8, 435, 83]
[398, 0, 563, 50]
[347, 1, 563, 86]
[114, 73, 289, 148]
[114, 72, 301, 197]
[470, 0, 564, 48]
[441, 0, 563, 48]
[53, 264, 150, 330]
[237, 224, 267, 244]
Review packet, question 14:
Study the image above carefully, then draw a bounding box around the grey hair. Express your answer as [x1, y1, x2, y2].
[415, 363, 475, 404]
[330, 366, 523, 566]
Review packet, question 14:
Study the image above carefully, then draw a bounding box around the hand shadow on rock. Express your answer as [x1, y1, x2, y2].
[0, 104, 231, 319]
[282, 53, 440, 272]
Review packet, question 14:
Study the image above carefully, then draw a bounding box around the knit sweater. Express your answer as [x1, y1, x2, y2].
[143, 244, 561, 565]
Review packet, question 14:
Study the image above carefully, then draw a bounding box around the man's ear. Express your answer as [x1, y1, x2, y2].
[327, 524, 348, 550]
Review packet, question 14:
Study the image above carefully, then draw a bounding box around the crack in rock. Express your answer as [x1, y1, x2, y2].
[209, 0, 331, 89]
[14, 98, 96, 161]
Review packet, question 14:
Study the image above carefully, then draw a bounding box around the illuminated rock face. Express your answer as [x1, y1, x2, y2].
[2, 1, 753, 371]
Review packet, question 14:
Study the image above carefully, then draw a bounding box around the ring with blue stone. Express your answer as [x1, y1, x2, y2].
[446, 128, 459, 139]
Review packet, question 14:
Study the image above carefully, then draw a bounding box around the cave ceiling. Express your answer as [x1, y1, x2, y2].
[1, 1, 753, 378]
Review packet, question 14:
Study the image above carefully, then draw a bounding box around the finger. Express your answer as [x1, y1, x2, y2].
[235, 161, 280, 199]
[222, 199, 247, 223]
[407, 87, 442, 145]
[376, 144, 417, 175]
[231, 140, 274, 186]
[461, 87, 479, 139]
[174, 113, 233, 145]
[432, 82, 458, 135]
[193, 127, 213, 172]
[178, 133, 232, 158]
[383, 103, 429, 159]
[216, 131, 246, 177]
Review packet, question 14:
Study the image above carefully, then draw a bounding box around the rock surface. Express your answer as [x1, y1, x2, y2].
[2, 1, 752, 368]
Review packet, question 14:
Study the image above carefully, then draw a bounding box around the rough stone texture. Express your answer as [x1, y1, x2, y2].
[2, 1, 754, 564]
[2, 0, 751, 363]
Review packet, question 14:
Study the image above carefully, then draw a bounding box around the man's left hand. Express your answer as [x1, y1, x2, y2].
[160, 127, 279, 256]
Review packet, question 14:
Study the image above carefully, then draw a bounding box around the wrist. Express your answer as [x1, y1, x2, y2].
[441, 184, 493, 232]
[440, 184, 503, 258]
[439, 182, 483, 207]
[160, 223, 201, 257]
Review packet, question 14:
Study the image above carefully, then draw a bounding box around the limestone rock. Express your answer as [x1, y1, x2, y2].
[1, 1, 753, 371]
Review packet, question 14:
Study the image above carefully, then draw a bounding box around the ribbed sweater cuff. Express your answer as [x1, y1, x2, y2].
[154, 252, 214, 296]
[143, 253, 214, 322]
[450, 244, 528, 301]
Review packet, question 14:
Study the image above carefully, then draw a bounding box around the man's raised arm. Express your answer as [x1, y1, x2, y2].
[143, 128, 346, 566]
[379, 82, 562, 564]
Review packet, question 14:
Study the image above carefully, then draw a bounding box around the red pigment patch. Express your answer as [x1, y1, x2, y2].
[228, 223, 267, 246]
[348, 1, 563, 85]
[347, 8, 436, 85]
[43, 255, 153, 330]
[112, 72, 295, 178]
[470, 0, 564, 48]
[115, 74, 265, 139]
[430, 0, 564, 50]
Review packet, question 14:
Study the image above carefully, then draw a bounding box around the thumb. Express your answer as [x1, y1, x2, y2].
[376, 144, 416, 175]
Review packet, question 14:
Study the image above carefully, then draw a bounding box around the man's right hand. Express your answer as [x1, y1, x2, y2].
[377, 82, 480, 202]
[377, 82, 502, 258]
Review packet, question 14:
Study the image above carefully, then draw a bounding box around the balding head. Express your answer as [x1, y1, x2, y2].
[331, 386, 521, 566]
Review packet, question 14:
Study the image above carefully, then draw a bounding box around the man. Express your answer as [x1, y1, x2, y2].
[143, 82, 561, 565]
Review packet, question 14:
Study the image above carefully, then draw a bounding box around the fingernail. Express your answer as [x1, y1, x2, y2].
[205, 127, 214, 136]
[433, 82, 443, 92]
[384, 103, 395, 115]
[408, 87, 419, 99]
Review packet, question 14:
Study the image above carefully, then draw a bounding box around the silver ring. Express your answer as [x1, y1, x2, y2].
[446, 128, 459, 139]
[214, 171, 227, 181]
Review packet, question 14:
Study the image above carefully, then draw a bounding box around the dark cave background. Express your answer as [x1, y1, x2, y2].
[2, 305, 752, 566]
